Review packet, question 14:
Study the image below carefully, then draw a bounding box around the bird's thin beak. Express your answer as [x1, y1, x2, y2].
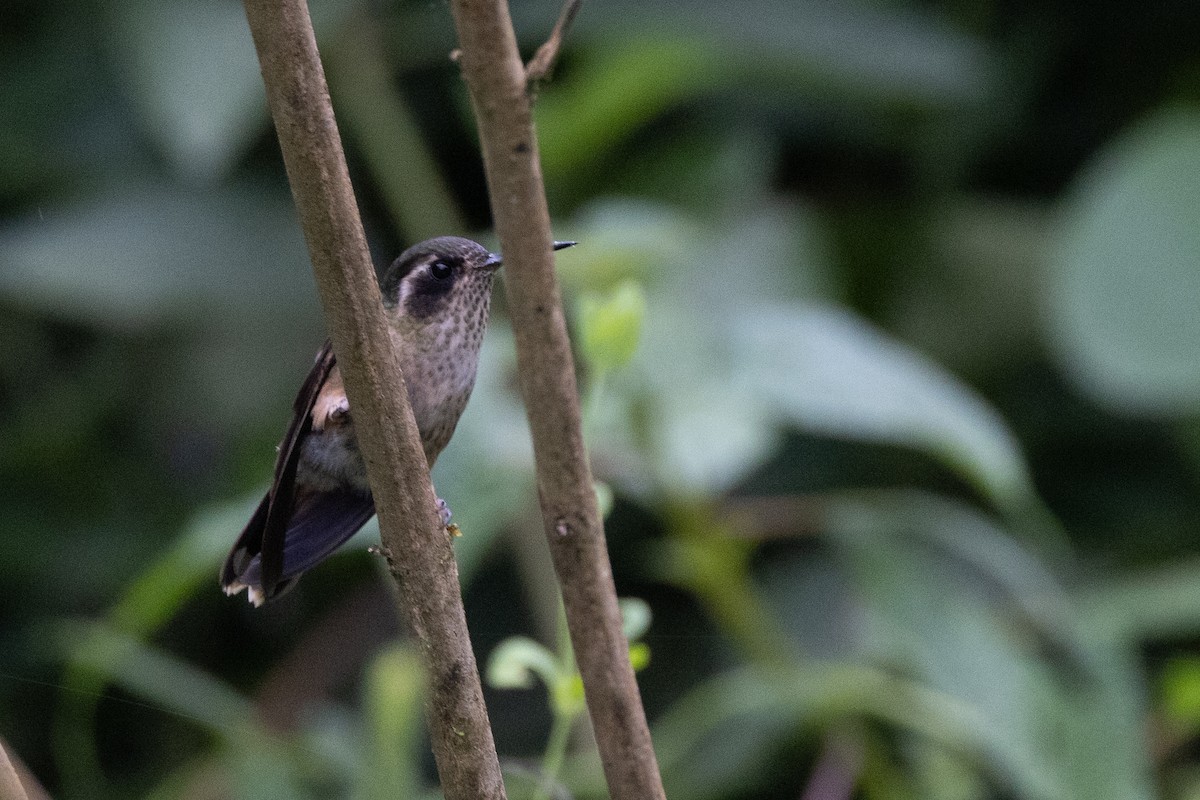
[482, 240, 577, 272]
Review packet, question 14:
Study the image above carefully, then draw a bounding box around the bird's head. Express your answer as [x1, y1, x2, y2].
[381, 236, 577, 321]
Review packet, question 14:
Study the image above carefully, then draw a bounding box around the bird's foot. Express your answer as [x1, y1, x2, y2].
[368, 544, 396, 569]
[436, 497, 462, 538]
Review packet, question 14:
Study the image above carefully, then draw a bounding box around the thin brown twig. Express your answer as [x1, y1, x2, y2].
[446, 2, 665, 799]
[524, 0, 583, 87]
[239, 1, 505, 798]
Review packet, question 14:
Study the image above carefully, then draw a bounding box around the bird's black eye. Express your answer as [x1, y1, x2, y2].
[430, 260, 452, 280]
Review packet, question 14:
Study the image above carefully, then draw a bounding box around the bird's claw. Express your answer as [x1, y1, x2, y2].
[436, 498, 462, 538]
[368, 544, 396, 567]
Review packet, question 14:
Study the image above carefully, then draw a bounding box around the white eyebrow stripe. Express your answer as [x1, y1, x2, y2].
[397, 258, 434, 305]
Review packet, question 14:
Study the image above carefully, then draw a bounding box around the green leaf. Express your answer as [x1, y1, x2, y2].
[577, 280, 647, 372]
[825, 491, 1077, 654]
[537, 38, 723, 182]
[324, 14, 466, 239]
[111, 495, 260, 635]
[824, 493, 1153, 800]
[734, 305, 1037, 514]
[533, 3, 994, 184]
[551, 674, 587, 718]
[628, 643, 651, 672]
[638, 664, 1001, 800]
[594, 480, 615, 519]
[1081, 557, 1200, 643]
[486, 636, 561, 691]
[1161, 657, 1200, 726]
[0, 182, 315, 330]
[632, 304, 779, 491]
[564, 198, 836, 493]
[1048, 109, 1200, 415]
[56, 620, 253, 732]
[619, 597, 653, 642]
[107, 0, 266, 183]
[363, 645, 425, 800]
[554, 201, 697, 292]
[224, 730, 319, 800]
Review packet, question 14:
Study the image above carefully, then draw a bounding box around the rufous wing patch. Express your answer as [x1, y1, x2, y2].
[311, 365, 349, 431]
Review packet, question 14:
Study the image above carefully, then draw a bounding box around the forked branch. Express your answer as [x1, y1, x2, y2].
[446, 1, 667, 798]
[525, 0, 583, 87]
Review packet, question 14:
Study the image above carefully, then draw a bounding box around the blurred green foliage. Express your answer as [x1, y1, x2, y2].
[2, 0, 1200, 798]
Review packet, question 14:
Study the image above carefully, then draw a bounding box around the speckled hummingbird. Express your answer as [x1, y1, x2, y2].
[221, 236, 576, 605]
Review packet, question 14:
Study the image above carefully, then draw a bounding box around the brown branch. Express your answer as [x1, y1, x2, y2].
[239, 2, 505, 798]
[446, 3, 665, 800]
[524, 0, 583, 87]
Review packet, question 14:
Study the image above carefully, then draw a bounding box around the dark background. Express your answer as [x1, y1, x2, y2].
[3, 0, 1200, 798]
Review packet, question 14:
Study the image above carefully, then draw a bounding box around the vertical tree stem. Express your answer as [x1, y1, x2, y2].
[239, 1, 505, 798]
[446, 2, 667, 799]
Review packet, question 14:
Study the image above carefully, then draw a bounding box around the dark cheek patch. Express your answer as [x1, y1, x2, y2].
[404, 271, 455, 319]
